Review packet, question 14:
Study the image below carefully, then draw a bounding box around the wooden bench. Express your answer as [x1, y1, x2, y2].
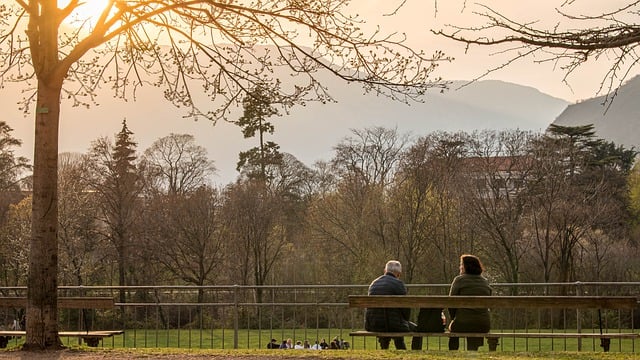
[348, 295, 640, 351]
[0, 296, 116, 309]
[0, 330, 124, 347]
[0, 296, 123, 347]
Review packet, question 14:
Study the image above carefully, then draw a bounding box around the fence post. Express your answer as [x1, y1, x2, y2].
[233, 285, 239, 349]
[575, 281, 582, 351]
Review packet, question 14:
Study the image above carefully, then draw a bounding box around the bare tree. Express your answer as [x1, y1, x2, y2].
[525, 125, 634, 285]
[420, 132, 472, 280]
[57, 153, 105, 286]
[434, 2, 640, 97]
[267, 152, 314, 200]
[222, 179, 288, 303]
[387, 139, 440, 283]
[332, 127, 408, 189]
[0, 0, 446, 347]
[142, 134, 215, 195]
[264, 152, 315, 284]
[151, 185, 225, 303]
[307, 127, 407, 283]
[462, 130, 537, 286]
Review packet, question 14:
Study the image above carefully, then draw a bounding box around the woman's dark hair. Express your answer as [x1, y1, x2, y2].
[461, 254, 484, 275]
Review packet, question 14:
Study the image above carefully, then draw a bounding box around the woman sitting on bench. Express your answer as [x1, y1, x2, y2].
[448, 254, 492, 351]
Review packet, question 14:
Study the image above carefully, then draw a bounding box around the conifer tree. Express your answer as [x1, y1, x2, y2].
[236, 85, 283, 182]
[87, 120, 143, 304]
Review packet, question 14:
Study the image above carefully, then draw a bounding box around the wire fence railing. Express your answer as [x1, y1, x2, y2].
[0, 282, 638, 352]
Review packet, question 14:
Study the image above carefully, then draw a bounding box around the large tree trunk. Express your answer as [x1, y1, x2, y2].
[25, 79, 63, 349]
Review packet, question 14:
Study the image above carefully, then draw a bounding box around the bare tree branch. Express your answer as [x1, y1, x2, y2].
[433, 2, 640, 98]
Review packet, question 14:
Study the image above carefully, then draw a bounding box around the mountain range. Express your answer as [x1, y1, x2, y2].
[552, 75, 640, 151]
[6, 74, 636, 185]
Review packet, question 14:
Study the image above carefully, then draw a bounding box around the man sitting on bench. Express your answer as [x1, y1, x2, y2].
[365, 260, 416, 350]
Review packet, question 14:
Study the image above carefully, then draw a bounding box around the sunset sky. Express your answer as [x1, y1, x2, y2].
[8, 0, 639, 184]
[355, 0, 640, 102]
[55, 0, 639, 102]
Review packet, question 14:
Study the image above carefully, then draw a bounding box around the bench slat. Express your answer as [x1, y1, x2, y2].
[348, 330, 640, 339]
[58, 330, 124, 337]
[0, 330, 123, 336]
[0, 297, 115, 309]
[348, 295, 639, 309]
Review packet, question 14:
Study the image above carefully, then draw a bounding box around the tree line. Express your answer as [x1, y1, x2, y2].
[0, 120, 638, 295]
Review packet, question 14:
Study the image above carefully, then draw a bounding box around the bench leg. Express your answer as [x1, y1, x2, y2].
[411, 336, 422, 350]
[0, 336, 9, 348]
[600, 338, 611, 352]
[83, 337, 100, 347]
[487, 337, 499, 351]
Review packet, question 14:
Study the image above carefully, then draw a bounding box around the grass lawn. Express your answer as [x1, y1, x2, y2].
[1, 328, 637, 358]
[1, 347, 638, 360]
[77, 328, 639, 353]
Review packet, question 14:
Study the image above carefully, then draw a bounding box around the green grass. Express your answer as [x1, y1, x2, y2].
[348, 335, 638, 353]
[76, 327, 355, 349]
[2, 328, 638, 355]
[105, 328, 638, 353]
[2, 347, 639, 360]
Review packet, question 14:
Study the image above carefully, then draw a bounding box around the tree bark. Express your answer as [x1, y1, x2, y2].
[25, 79, 63, 349]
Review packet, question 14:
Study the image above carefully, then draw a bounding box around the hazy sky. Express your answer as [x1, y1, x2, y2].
[352, 0, 640, 102]
[8, 0, 639, 185]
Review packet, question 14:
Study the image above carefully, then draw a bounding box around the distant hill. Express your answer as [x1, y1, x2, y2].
[552, 75, 640, 151]
[4, 78, 569, 185]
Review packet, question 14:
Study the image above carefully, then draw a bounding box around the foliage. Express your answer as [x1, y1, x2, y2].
[236, 85, 283, 180]
[0, 121, 31, 287]
[630, 163, 640, 230]
[0, 121, 31, 192]
[0, 196, 31, 286]
[2, 0, 447, 348]
[0, 124, 637, 292]
[84, 120, 145, 303]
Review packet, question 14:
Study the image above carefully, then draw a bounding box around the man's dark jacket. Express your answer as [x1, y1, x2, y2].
[364, 272, 411, 332]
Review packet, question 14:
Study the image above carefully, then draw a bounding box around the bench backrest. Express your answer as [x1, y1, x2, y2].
[348, 295, 639, 310]
[0, 297, 116, 309]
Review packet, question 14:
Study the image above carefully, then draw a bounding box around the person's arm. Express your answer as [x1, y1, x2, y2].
[399, 280, 411, 320]
[448, 277, 461, 319]
[401, 307, 411, 321]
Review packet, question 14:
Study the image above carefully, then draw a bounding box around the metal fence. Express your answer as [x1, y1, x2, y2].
[0, 282, 638, 351]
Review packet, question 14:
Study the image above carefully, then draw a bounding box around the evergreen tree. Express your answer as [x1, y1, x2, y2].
[236, 85, 283, 181]
[113, 121, 138, 190]
[529, 124, 635, 283]
[0, 121, 31, 192]
[86, 120, 144, 303]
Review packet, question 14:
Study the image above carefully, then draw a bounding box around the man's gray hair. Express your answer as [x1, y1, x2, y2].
[385, 260, 402, 275]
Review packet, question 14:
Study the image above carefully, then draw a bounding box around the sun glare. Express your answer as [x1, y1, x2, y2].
[59, 0, 113, 25]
